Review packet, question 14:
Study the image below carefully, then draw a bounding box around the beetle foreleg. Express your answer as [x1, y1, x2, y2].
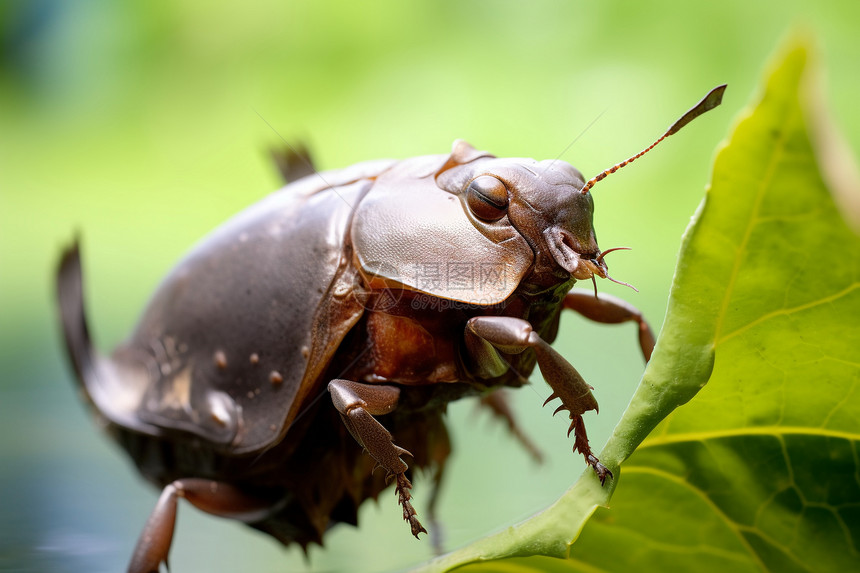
[327, 379, 427, 538]
[465, 316, 611, 484]
[128, 479, 274, 573]
[464, 328, 545, 464]
[563, 289, 655, 361]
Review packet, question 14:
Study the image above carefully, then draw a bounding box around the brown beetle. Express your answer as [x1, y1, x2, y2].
[57, 86, 724, 572]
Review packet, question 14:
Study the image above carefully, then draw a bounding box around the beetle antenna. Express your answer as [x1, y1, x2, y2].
[605, 273, 639, 293]
[580, 84, 726, 194]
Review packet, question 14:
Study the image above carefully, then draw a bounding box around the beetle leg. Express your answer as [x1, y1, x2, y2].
[464, 325, 542, 461]
[465, 316, 611, 484]
[425, 419, 451, 554]
[478, 390, 544, 465]
[327, 379, 427, 538]
[269, 141, 316, 184]
[128, 479, 273, 573]
[563, 289, 655, 361]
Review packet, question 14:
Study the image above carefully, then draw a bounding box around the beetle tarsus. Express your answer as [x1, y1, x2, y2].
[572, 419, 613, 485]
[569, 414, 590, 455]
[395, 473, 427, 538]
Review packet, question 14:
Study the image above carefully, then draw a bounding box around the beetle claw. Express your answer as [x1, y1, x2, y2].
[587, 454, 613, 485]
[394, 445, 413, 458]
[542, 393, 559, 407]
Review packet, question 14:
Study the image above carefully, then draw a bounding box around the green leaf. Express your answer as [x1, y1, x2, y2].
[415, 35, 860, 573]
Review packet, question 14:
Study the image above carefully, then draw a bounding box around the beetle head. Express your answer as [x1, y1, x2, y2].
[436, 141, 608, 288]
[507, 160, 604, 283]
[432, 87, 729, 292]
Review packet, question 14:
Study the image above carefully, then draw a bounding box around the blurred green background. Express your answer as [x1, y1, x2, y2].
[1, 1, 857, 572]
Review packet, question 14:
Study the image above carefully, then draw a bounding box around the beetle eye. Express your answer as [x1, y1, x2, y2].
[466, 176, 508, 222]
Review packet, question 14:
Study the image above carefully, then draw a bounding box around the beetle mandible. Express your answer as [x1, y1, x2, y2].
[57, 85, 725, 572]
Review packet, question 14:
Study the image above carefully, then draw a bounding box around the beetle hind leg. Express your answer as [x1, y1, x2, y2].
[479, 390, 544, 464]
[327, 378, 427, 538]
[425, 418, 451, 554]
[128, 478, 274, 573]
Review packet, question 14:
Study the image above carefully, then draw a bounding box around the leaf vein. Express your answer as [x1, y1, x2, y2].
[639, 426, 860, 448]
[622, 466, 769, 571]
[820, 371, 859, 428]
[713, 108, 793, 343]
[717, 282, 860, 345]
[804, 502, 860, 556]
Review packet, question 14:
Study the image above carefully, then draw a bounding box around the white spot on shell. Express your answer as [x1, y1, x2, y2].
[213, 350, 227, 370]
[333, 282, 350, 297]
[159, 368, 192, 411]
[206, 391, 238, 436]
[269, 371, 283, 385]
[249, 353, 260, 365]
